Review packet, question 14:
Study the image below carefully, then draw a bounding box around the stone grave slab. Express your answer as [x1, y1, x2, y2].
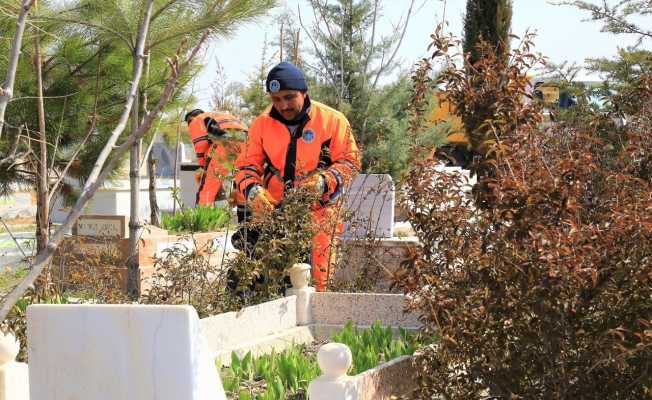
[27, 304, 226, 400]
[342, 174, 394, 238]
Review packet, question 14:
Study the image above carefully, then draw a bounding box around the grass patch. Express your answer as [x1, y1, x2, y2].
[161, 206, 231, 233]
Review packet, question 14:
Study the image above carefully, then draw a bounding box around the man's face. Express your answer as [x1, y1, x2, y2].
[270, 90, 306, 121]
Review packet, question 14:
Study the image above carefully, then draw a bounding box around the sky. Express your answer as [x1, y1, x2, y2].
[191, 0, 651, 109]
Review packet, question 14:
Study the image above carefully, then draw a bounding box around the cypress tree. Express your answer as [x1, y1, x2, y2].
[463, 0, 513, 66]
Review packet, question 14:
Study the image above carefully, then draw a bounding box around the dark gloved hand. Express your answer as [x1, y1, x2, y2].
[205, 117, 226, 138]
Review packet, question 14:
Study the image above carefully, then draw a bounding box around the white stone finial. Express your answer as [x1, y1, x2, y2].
[285, 263, 315, 325]
[317, 342, 352, 378]
[288, 263, 311, 289]
[308, 343, 357, 400]
[0, 332, 19, 366]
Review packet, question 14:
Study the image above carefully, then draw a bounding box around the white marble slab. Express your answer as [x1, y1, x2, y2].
[0, 362, 29, 400]
[200, 296, 297, 353]
[310, 292, 421, 328]
[343, 174, 395, 239]
[27, 304, 226, 400]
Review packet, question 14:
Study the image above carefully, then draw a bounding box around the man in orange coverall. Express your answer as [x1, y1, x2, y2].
[185, 109, 247, 208]
[234, 62, 360, 291]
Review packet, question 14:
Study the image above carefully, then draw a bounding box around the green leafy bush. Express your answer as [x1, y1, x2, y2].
[221, 321, 422, 399]
[160, 206, 231, 233]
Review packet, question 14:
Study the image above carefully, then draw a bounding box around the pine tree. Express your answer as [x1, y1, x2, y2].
[300, 0, 416, 170]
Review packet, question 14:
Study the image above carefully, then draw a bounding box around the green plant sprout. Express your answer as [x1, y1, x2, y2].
[160, 205, 231, 233]
[220, 321, 423, 399]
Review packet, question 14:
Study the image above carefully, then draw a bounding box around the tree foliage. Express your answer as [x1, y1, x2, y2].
[558, 0, 652, 45]
[463, 0, 513, 66]
[298, 0, 415, 170]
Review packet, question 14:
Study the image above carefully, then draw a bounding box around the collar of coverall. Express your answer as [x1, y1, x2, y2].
[269, 94, 312, 126]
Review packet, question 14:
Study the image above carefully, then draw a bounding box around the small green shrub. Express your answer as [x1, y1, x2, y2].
[222, 346, 317, 400]
[161, 206, 231, 233]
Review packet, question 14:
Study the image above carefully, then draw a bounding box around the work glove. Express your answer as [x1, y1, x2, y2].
[247, 185, 277, 218]
[297, 173, 327, 195]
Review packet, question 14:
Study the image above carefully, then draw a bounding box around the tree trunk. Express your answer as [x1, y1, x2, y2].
[172, 115, 181, 214]
[148, 151, 160, 226]
[127, 85, 141, 297]
[0, 0, 35, 140]
[280, 22, 284, 62]
[34, 25, 49, 253]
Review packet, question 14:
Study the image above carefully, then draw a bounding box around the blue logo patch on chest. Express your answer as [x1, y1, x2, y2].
[302, 128, 316, 144]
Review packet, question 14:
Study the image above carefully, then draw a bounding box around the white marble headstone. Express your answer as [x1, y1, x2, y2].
[180, 163, 201, 208]
[343, 174, 395, 238]
[27, 304, 226, 400]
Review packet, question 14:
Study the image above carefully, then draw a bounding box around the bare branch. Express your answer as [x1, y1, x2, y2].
[49, 97, 67, 171]
[34, 12, 50, 252]
[308, 0, 338, 47]
[371, 0, 416, 90]
[297, 4, 338, 85]
[362, 0, 379, 85]
[0, 0, 36, 140]
[9, 92, 80, 102]
[47, 120, 95, 204]
[0, 125, 24, 166]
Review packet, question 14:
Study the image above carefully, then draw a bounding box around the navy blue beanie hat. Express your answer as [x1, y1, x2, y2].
[266, 62, 308, 93]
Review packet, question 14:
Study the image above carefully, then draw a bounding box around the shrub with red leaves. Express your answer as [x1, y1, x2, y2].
[396, 27, 652, 400]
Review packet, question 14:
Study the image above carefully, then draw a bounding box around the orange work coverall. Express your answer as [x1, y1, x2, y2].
[234, 99, 360, 291]
[188, 111, 247, 206]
